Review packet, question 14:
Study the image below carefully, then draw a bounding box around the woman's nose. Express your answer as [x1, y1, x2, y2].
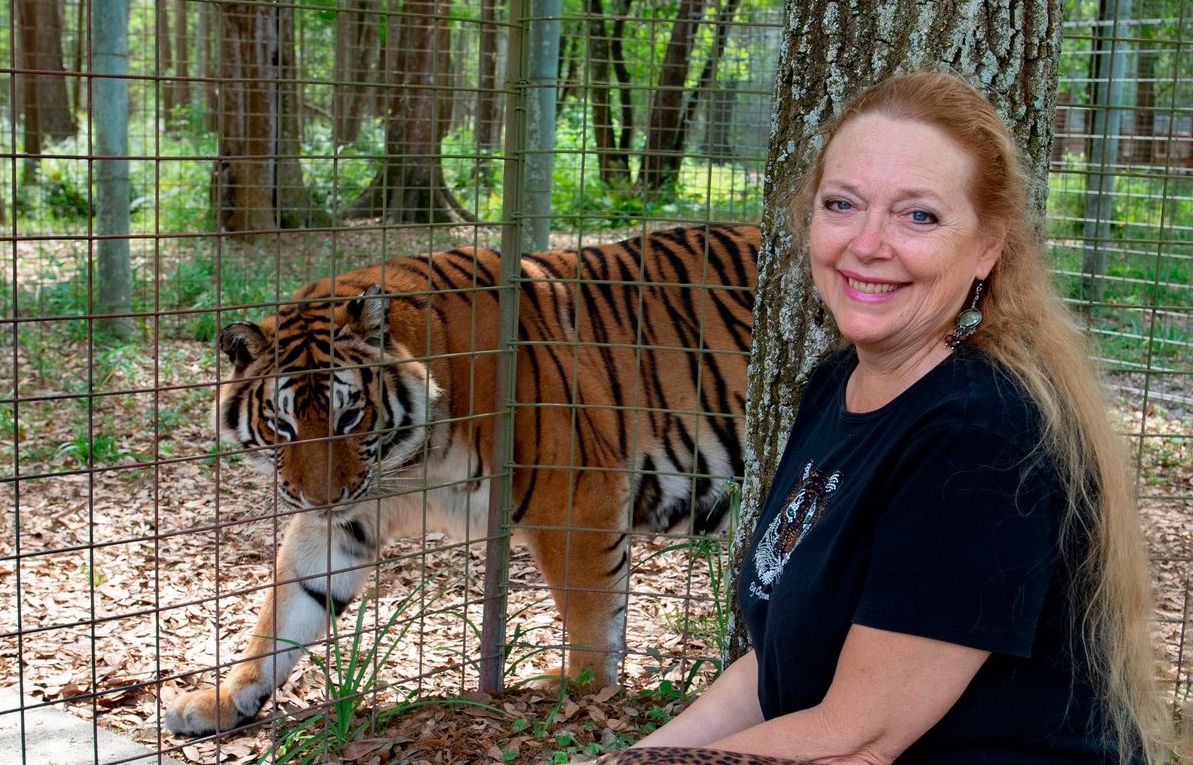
[849, 214, 889, 259]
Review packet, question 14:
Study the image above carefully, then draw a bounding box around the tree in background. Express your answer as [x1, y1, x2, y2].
[94, 0, 132, 340]
[475, 0, 502, 154]
[582, 0, 746, 194]
[197, 2, 218, 132]
[727, 0, 1063, 658]
[164, 0, 192, 123]
[587, 0, 634, 186]
[15, 0, 78, 178]
[346, 0, 470, 223]
[638, 0, 702, 192]
[213, 2, 324, 231]
[333, 0, 380, 147]
[1081, 0, 1134, 305]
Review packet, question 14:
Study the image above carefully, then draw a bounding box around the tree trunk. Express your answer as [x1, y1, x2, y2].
[586, 0, 631, 185]
[213, 2, 324, 232]
[15, 0, 77, 168]
[157, 2, 175, 115]
[608, 3, 634, 159]
[556, 29, 580, 115]
[333, 0, 379, 146]
[524, 0, 562, 252]
[726, 0, 1063, 663]
[1081, 0, 1133, 305]
[94, 0, 132, 340]
[169, 0, 191, 122]
[475, 0, 502, 151]
[72, 0, 85, 112]
[198, 1, 217, 132]
[682, 0, 741, 163]
[345, 0, 467, 223]
[1132, 49, 1155, 165]
[638, 0, 702, 193]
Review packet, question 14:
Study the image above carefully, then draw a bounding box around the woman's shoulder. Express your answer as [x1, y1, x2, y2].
[926, 346, 1041, 442]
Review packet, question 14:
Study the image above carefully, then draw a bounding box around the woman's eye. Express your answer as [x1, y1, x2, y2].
[825, 199, 852, 212]
[909, 210, 937, 224]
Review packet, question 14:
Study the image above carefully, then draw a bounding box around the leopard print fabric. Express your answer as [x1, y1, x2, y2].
[592, 747, 809, 764]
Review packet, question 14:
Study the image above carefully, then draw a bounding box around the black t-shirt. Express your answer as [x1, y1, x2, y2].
[740, 347, 1134, 763]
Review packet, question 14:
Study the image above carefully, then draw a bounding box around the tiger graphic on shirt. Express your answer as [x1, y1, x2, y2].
[749, 461, 840, 600]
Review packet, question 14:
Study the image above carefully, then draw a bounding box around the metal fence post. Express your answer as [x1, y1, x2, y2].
[479, 0, 529, 695]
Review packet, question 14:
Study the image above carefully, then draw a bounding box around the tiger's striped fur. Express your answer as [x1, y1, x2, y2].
[165, 224, 759, 736]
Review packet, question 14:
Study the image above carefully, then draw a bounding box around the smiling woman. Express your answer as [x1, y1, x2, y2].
[808, 114, 1004, 409]
[623, 71, 1172, 765]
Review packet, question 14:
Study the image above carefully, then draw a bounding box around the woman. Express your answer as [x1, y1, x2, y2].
[597, 72, 1169, 764]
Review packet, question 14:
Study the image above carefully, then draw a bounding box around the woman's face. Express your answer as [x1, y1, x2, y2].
[809, 114, 1004, 364]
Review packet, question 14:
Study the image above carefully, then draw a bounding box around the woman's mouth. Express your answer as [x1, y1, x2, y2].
[846, 276, 902, 294]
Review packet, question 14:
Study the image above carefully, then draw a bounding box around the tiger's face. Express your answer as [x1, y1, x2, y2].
[216, 287, 443, 511]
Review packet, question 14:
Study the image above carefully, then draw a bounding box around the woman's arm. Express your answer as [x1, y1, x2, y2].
[707, 625, 989, 764]
[629, 650, 765, 749]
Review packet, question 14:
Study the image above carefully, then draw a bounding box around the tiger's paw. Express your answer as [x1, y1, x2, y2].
[165, 686, 260, 737]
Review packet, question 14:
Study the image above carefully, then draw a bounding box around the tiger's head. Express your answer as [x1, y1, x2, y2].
[216, 286, 444, 511]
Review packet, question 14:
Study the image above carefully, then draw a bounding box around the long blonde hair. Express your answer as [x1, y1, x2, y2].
[793, 71, 1170, 763]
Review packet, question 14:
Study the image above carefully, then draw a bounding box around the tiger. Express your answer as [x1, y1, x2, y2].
[165, 224, 759, 736]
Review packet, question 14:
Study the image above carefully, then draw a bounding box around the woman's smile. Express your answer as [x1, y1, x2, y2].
[809, 114, 1004, 369]
[842, 272, 905, 299]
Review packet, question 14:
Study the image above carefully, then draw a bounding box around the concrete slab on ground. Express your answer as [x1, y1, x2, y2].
[0, 686, 185, 765]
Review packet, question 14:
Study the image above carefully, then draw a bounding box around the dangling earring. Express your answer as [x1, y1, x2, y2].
[947, 280, 986, 348]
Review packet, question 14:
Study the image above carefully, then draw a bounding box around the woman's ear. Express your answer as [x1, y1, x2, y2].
[976, 222, 1007, 280]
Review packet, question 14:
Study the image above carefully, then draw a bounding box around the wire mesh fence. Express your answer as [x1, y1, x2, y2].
[0, 0, 1189, 763]
[1047, 0, 1193, 719]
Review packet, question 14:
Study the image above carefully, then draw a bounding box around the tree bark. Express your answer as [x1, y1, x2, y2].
[586, 0, 631, 185]
[726, 0, 1063, 663]
[682, 0, 741, 163]
[475, 0, 501, 151]
[197, 2, 218, 132]
[213, 2, 325, 232]
[1081, 0, 1132, 305]
[639, 0, 702, 193]
[345, 0, 468, 223]
[72, 0, 85, 112]
[608, 2, 634, 159]
[1132, 49, 1155, 165]
[333, 0, 379, 146]
[94, 0, 132, 340]
[157, 2, 175, 114]
[168, 0, 191, 122]
[524, 0, 562, 252]
[15, 0, 77, 167]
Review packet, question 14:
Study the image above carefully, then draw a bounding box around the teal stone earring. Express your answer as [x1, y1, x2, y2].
[947, 280, 986, 348]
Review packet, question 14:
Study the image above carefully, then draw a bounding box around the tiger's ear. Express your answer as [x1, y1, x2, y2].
[219, 322, 268, 372]
[346, 285, 389, 346]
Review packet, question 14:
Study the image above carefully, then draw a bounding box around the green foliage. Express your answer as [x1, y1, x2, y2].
[56, 430, 131, 466]
[258, 586, 436, 765]
[1046, 166, 1192, 366]
[77, 562, 107, 587]
[41, 165, 92, 220]
[158, 254, 282, 342]
[301, 122, 388, 215]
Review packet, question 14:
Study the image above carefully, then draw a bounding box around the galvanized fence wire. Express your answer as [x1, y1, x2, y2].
[0, 0, 1190, 763]
[1050, 0, 1193, 716]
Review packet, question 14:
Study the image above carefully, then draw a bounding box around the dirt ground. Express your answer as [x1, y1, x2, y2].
[1, 331, 1190, 764]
